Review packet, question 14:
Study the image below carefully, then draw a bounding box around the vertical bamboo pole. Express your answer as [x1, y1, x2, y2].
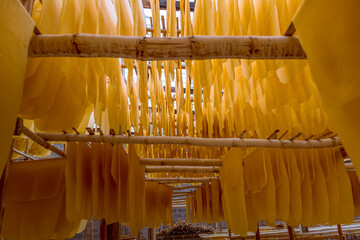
[256, 223, 261, 240]
[119, 224, 122, 240]
[337, 224, 344, 240]
[287, 226, 296, 240]
[137, 231, 141, 240]
[84, 222, 88, 239]
[100, 219, 107, 240]
[107, 223, 120, 240]
[90, 220, 93, 240]
[147, 228, 153, 240]
[299, 225, 308, 233]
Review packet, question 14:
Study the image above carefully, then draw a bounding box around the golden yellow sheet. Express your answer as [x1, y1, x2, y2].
[0, 0, 34, 177]
[2, 159, 80, 240]
[294, 0, 360, 179]
[220, 148, 248, 236]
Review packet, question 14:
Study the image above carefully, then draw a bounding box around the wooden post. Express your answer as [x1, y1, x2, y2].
[100, 219, 107, 240]
[107, 223, 120, 240]
[299, 225, 308, 233]
[228, 229, 232, 238]
[84, 222, 88, 239]
[147, 228, 153, 240]
[287, 226, 296, 240]
[119, 224, 122, 240]
[137, 231, 141, 240]
[337, 224, 344, 240]
[90, 220, 93, 240]
[256, 223, 261, 240]
[219, 222, 222, 233]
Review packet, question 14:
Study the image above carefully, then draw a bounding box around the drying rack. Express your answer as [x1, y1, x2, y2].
[8, 1, 356, 240]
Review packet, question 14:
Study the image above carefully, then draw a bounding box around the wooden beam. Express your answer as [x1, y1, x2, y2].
[36, 132, 341, 149]
[145, 166, 219, 173]
[141, 158, 222, 166]
[145, 177, 218, 183]
[28, 34, 307, 60]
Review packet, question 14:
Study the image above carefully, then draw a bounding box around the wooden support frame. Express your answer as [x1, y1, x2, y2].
[35, 132, 341, 149]
[28, 34, 306, 60]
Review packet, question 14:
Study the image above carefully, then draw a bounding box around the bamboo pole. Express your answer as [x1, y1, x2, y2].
[22, 127, 66, 158]
[12, 148, 36, 160]
[172, 205, 186, 208]
[28, 34, 306, 60]
[338, 224, 344, 240]
[35, 132, 341, 149]
[146, 177, 218, 183]
[172, 194, 190, 197]
[284, 22, 296, 36]
[287, 226, 296, 240]
[137, 232, 141, 240]
[172, 185, 202, 190]
[145, 166, 219, 173]
[141, 158, 222, 166]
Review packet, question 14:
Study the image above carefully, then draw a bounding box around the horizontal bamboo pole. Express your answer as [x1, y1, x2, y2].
[172, 185, 201, 191]
[172, 194, 189, 197]
[228, 224, 360, 240]
[22, 127, 66, 158]
[12, 148, 36, 160]
[144, 158, 354, 172]
[28, 34, 307, 60]
[35, 132, 341, 149]
[172, 205, 186, 209]
[145, 166, 219, 173]
[146, 177, 218, 183]
[141, 158, 222, 166]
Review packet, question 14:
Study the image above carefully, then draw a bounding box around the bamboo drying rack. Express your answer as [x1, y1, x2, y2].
[11, 1, 359, 240]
